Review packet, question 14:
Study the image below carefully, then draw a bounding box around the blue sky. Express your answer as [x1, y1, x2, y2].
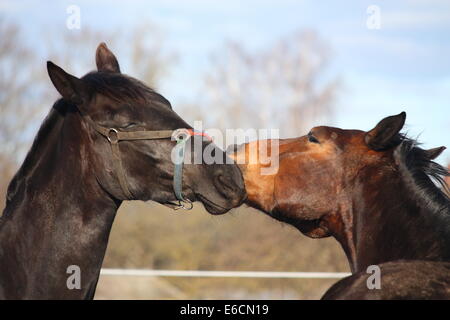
[1, 0, 449, 163]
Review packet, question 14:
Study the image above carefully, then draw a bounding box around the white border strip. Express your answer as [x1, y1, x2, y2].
[100, 269, 350, 279]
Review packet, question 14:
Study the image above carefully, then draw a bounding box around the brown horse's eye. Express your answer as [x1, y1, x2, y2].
[308, 133, 320, 144]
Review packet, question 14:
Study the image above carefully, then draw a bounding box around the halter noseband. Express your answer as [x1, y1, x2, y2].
[85, 116, 210, 210]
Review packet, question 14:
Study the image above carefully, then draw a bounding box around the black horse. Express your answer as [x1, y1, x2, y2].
[0, 43, 246, 299]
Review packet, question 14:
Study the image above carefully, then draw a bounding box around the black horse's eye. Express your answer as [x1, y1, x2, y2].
[308, 132, 320, 144]
[122, 123, 138, 129]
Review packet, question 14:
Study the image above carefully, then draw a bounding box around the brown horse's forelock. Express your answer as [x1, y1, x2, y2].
[394, 137, 450, 216]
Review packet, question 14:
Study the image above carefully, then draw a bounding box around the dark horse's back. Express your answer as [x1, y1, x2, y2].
[322, 260, 450, 300]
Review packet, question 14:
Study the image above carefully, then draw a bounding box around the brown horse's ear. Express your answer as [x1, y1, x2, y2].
[47, 61, 89, 105]
[96, 42, 121, 73]
[365, 112, 406, 150]
[424, 146, 446, 160]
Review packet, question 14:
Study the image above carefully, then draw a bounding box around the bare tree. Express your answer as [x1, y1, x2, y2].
[128, 24, 177, 89]
[198, 30, 339, 137]
[0, 19, 47, 210]
[44, 24, 176, 90]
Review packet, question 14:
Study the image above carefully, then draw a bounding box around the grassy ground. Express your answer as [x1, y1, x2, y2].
[98, 201, 349, 299]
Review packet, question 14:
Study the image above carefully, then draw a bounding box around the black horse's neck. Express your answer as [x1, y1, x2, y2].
[343, 145, 450, 273]
[0, 101, 121, 299]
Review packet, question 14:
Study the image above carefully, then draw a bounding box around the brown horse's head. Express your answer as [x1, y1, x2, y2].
[232, 112, 447, 238]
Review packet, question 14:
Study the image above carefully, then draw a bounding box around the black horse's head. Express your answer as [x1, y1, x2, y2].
[46, 43, 246, 214]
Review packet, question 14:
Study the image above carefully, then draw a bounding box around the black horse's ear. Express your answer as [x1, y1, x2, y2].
[424, 146, 446, 160]
[365, 112, 406, 151]
[96, 42, 121, 73]
[47, 61, 89, 105]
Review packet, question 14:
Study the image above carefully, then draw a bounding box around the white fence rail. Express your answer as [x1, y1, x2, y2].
[100, 268, 351, 279]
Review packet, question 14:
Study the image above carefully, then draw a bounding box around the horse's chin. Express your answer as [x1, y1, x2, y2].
[195, 194, 230, 215]
[154, 189, 232, 214]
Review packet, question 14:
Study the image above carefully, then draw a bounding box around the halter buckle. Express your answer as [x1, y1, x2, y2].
[174, 199, 193, 211]
[107, 128, 119, 144]
[172, 128, 191, 143]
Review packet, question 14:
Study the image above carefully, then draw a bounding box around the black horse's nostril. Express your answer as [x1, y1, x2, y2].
[214, 173, 240, 200]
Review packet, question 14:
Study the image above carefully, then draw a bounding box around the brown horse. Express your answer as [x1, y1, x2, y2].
[0, 44, 245, 299]
[322, 260, 450, 299]
[232, 112, 450, 299]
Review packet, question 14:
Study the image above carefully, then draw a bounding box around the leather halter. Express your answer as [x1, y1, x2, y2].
[84, 116, 209, 210]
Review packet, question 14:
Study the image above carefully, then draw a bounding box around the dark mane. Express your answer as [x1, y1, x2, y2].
[395, 137, 450, 216]
[82, 72, 172, 108]
[3, 100, 67, 212]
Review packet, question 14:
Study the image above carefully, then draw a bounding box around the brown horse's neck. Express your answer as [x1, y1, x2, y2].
[334, 167, 450, 273]
[0, 106, 120, 299]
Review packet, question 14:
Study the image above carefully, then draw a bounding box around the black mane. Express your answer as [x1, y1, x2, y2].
[395, 137, 450, 216]
[3, 100, 65, 216]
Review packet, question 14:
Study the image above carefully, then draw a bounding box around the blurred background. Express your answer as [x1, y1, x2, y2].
[0, 0, 449, 299]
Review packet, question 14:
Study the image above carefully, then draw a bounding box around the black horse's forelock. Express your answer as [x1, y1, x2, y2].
[395, 136, 450, 216]
[82, 71, 172, 109]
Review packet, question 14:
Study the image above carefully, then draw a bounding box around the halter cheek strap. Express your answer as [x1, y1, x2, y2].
[173, 137, 187, 202]
[170, 129, 212, 210]
[108, 129, 134, 200]
[85, 116, 211, 210]
[92, 125, 174, 201]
